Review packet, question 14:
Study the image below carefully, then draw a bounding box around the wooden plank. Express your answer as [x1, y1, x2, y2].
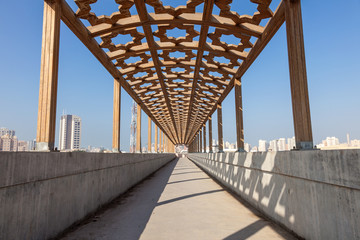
[112, 78, 121, 152]
[159, 129, 162, 153]
[59, 0, 176, 144]
[234, 79, 244, 151]
[285, 0, 313, 149]
[36, 0, 61, 151]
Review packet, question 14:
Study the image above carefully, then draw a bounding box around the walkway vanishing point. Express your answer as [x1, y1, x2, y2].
[61, 157, 296, 240]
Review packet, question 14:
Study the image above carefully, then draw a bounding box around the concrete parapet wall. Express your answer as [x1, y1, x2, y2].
[188, 150, 360, 240]
[0, 152, 176, 240]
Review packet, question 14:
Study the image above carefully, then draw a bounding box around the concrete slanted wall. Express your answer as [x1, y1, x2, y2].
[188, 150, 360, 240]
[0, 152, 176, 240]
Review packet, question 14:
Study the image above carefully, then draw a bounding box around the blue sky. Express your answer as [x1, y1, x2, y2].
[0, 0, 359, 151]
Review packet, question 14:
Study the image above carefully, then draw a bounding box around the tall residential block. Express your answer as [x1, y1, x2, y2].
[59, 115, 81, 151]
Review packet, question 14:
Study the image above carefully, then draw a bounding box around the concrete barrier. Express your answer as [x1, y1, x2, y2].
[188, 150, 360, 240]
[0, 152, 176, 240]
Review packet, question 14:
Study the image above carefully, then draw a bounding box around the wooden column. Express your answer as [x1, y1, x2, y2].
[208, 117, 213, 153]
[235, 79, 245, 152]
[36, 0, 61, 151]
[136, 104, 141, 153]
[285, 0, 313, 150]
[203, 125, 207, 153]
[112, 79, 121, 152]
[159, 130, 162, 153]
[199, 130, 203, 153]
[162, 132, 165, 152]
[217, 104, 224, 153]
[155, 125, 158, 153]
[148, 116, 151, 153]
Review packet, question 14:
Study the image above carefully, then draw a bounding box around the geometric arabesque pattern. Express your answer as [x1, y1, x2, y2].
[73, 0, 278, 145]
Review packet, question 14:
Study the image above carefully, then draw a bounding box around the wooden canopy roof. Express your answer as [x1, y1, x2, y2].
[60, 0, 285, 145]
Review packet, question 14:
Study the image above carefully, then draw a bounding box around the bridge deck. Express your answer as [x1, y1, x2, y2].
[62, 157, 296, 240]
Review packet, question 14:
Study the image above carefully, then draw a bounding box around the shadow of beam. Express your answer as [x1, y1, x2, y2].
[167, 177, 210, 185]
[223, 220, 267, 240]
[171, 171, 203, 175]
[157, 189, 224, 206]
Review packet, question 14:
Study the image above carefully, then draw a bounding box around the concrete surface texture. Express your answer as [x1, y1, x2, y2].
[0, 152, 176, 240]
[188, 150, 360, 240]
[62, 157, 295, 240]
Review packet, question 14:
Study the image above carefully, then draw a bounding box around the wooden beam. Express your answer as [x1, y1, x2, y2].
[148, 116, 152, 153]
[134, 0, 180, 143]
[208, 117, 213, 153]
[234, 79, 244, 151]
[36, 0, 61, 151]
[184, 0, 215, 144]
[217, 104, 224, 153]
[59, 0, 176, 145]
[185, 1, 286, 145]
[112, 78, 121, 152]
[285, 0, 313, 149]
[136, 104, 141, 152]
[199, 129, 203, 153]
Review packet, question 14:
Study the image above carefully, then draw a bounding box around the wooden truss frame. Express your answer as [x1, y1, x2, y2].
[37, 0, 313, 151]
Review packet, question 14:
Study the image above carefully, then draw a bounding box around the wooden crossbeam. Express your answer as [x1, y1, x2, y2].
[184, 0, 215, 144]
[133, 0, 181, 143]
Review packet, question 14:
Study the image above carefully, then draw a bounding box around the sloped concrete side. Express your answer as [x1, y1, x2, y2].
[0, 152, 176, 240]
[188, 150, 360, 240]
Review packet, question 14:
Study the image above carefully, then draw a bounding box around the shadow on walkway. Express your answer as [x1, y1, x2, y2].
[61, 158, 179, 240]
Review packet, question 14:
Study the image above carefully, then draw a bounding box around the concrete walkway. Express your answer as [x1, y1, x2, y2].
[62, 157, 296, 240]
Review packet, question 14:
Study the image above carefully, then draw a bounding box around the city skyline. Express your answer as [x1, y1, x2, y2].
[0, 1, 359, 150]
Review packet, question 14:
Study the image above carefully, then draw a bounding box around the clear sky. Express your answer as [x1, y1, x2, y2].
[0, 0, 359, 151]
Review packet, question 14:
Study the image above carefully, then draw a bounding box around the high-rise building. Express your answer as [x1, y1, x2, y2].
[59, 115, 81, 150]
[269, 140, 278, 151]
[0, 127, 15, 137]
[277, 138, 286, 151]
[17, 141, 28, 151]
[244, 143, 250, 152]
[287, 137, 296, 150]
[0, 134, 18, 151]
[258, 140, 268, 152]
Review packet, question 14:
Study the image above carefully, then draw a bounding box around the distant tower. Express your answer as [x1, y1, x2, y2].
[129, 101, 137, 153]
[59, 115, 81, 150]
[347, 133, 350, 145]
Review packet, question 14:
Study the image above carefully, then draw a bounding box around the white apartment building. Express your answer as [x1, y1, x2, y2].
[258, 140, 268, 152]
[59, 115, 81, 150]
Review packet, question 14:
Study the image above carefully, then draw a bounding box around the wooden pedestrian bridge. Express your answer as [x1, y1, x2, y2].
[0, 0, 359, 239]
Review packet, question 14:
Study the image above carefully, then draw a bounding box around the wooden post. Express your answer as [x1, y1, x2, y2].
[36, 0, 61, 151]
[285, 0, 313, 150]
[159, 130, 162, 153]
[199, 130, 203, 153]
[235, 79, 245, 152]
[208, 117, 213, 153]
[217, 104, 224, 153]
[203, 125, 207, 153]
[148, 116, 151, 153]
[112, 79, 121, 152]
[155, 125, 158, 153]
[162, 132, 165, 152]
[136, 104, 141, 153]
